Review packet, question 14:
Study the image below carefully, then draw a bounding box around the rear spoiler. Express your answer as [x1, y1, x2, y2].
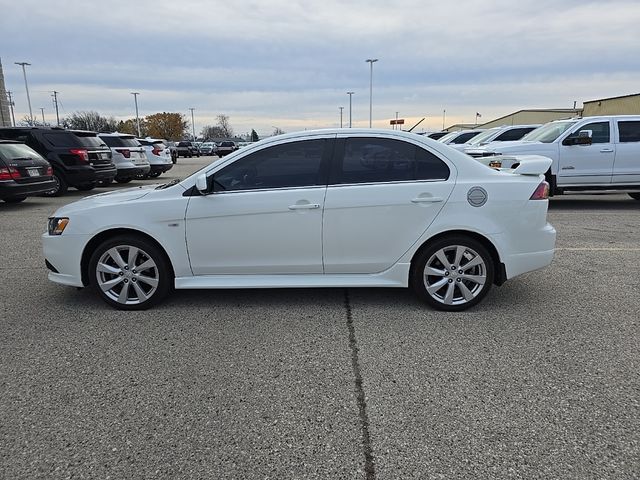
[478, 155, 552, 176]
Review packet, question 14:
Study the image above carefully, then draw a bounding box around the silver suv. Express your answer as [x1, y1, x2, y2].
[99, 133, 151, 183]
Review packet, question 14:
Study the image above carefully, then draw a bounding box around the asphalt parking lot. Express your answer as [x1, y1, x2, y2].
[1, 157, 638, 479]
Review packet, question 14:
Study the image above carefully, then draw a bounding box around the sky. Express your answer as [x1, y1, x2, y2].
[2, 0, 640, 137]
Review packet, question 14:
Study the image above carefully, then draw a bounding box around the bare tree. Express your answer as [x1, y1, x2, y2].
[215, 114, 234, 138]
[62, 111, 118, 132]
[272, 127, 285, 136]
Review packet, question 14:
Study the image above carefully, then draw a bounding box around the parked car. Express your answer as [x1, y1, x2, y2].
[458, 125, 541, 153]
[216, 141, 237, 157]
[164, 141, 179, 163]
[468, 115, 640, 199]
[427, 132, 449, 140]
[98, 133, 151, 183]
[0, 140, 56, 203]
[43, 129, 556, 311]
[176, 141, 200, 158]
[198, 142, 218, 156]
[437, 129, 485, 146]
[136, 138, 174, 178]
[0, 127, 117, 196]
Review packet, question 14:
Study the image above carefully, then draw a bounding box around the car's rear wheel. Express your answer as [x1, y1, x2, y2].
[116, 178, 133, 184]
[411, 235, 494, 311]
[148, 170, 162, 178]
[628, 193, 640, 201]
[89, 235, 173, 310]
[76, 183, 96, 191]
[42, 171, 68, 197]
[3, 196, 27, 203]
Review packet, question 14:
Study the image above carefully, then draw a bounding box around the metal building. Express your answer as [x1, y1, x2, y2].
[0, 58, 13, 127]
[582, 93, 640, 116]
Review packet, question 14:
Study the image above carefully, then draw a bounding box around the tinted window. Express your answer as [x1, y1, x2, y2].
[42, 132, 83, 147]
[576, 122, 610, 144]
[73, 132, 107, 148]
[450, 132, 481, 144]
[215, 139, 326, 191]
[0, 143, 44, 162]
[618, 121, 640, 143]
[335, 138, 449, 184]
[100, 136, 140, 147]
[494, 127, 536, 142]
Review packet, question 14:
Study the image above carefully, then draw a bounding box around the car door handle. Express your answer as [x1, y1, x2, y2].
[600, 148, 614, 153]
[561, 166, 575, 170]
[288, 203, 320, 210]
[411, 196, 443, 203]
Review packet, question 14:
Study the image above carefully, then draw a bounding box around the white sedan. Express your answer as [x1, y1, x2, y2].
[43, 129, 556, 311]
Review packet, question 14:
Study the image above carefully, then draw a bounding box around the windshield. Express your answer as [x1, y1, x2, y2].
[465, 128, 500, 145]
[101, 136, 141, 148]
[73, 132, 108, 148]
[521, 121, 577, 143]
[437, 131, 462, 143]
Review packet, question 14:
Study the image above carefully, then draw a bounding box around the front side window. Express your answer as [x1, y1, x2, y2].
[214, 139, 327, 191]
[575, 122, 610, 144]
[618, 121, 640, 143]
[333, 138, 449, 184]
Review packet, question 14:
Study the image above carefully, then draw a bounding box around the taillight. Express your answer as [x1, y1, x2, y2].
[69, 149, 89, 163]
[152, 147, 162, 156]
[46, 166, 53, 176]
[0, 167, 21, 180]
[530, 181, 550, 200]
[116, 149, 131, 158]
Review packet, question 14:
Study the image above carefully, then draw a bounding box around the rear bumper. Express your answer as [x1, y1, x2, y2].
[501, 223, 556, 279]
[149, 164, 173, 174]
[115, 165, 151, 180]
[0, 178, 57, 199]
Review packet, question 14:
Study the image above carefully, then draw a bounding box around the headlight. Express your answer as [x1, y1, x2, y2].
[48, 217, 69, 235]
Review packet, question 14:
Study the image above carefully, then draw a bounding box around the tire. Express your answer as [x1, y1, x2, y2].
[42, 171, 68, 197]
[628, 193, 640, 201]
[88, 235, 173, 310]
[76, 183, 96, 191]
[116, 178, 133, 184]
[148, 171, 162, 178]
[3, 196, 27, 203]
[410, 235, 494, 311]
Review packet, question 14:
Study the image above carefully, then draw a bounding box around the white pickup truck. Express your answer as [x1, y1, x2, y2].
[467, 115, 640, 200]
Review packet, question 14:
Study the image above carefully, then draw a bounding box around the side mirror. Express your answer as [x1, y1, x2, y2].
[562, 134, 592, 146]
[195, 173, 208, 194]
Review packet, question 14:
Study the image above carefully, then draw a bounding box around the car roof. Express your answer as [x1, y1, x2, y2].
[0, 139, 24, 144]
[99, 132, 135, 138]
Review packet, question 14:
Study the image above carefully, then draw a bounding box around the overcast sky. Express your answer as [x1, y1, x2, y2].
[2, 0, 639, 136]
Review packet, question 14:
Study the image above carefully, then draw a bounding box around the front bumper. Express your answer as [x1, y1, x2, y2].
[42, 232, 89, 287]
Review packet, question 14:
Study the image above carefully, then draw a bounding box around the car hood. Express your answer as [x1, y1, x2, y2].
[53, 185, 160, 216]
[468, 140, 545, 154]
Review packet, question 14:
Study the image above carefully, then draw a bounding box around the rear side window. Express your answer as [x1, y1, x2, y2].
[42, 132, 83, 147]
[333, 138, 449, 184]
[618, 121, 640, 143]
[101, 136, 140, 147]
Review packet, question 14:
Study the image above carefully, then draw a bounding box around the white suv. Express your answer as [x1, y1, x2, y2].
[137, 138, 174, 178]
[459, 125, 541, 153]
[99, 133, 151, 183]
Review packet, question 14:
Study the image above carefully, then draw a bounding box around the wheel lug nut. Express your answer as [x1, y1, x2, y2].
[448, 279, 453, 283]
[458, 270, 463, 274]
[444, 271, 449, 276]
[119, 272, 124, 276]
[132, 270, 137, 274]
[456, 278, 462, 282]
[132, 278, 137, 283]
[124, 279, 129, 283]
[451, 266, 456, 270]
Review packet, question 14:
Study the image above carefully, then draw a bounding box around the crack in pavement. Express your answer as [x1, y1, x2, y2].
[344, 289, 376, 479]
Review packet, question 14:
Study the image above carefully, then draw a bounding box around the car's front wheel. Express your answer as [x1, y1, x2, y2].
[411, 235, 494, 311]
[42, 171, 68, 197]
[2, 196, 27, 203]
[89, 235, 173, 310]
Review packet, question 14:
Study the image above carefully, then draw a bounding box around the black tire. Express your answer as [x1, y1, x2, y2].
[97, 179, 113, 187]
[88, 235, 173, 310]
[116, 178, 133, 184]
[410, 235, 494, 311]
[148, 170, 162, 178]
[42, 171, 68, 197]
[628, 193, 640, 201]
[76, 183, 96, 191]
[3, 196, 27, 203]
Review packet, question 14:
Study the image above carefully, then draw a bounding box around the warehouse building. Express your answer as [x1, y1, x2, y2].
[582, 93, 640, 116]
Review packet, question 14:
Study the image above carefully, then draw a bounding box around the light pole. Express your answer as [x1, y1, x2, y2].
[40, 107, 45, 125]
[346, 91, 354, 127]
[131, 92, 141, 136]
[365, 58, 378, 128]
[189, 108, 196, 141]
[15, 62, 33, 123]
[339, 106, 344, 128]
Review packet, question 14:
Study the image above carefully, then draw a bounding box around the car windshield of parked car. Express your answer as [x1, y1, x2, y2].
[464, 128, 500, 145]
[437, 131, 462, 143]
[521, 121, 577, 143]
[0, 143, 43, 161]
[101, 136, 141, 148]
[42, 132, 85, 147]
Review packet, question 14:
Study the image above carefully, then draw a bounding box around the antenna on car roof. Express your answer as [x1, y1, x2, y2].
[407, 118, 425, 132]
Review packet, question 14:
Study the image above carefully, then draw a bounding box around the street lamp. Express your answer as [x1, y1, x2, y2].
[189, 108, 196, 141]
[339, 106, 344, 128]
[15, 62, 33, 123]
[131, 92, 141, 136]
[346, 91, 354, 128]
[365, 59, 378, 128]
